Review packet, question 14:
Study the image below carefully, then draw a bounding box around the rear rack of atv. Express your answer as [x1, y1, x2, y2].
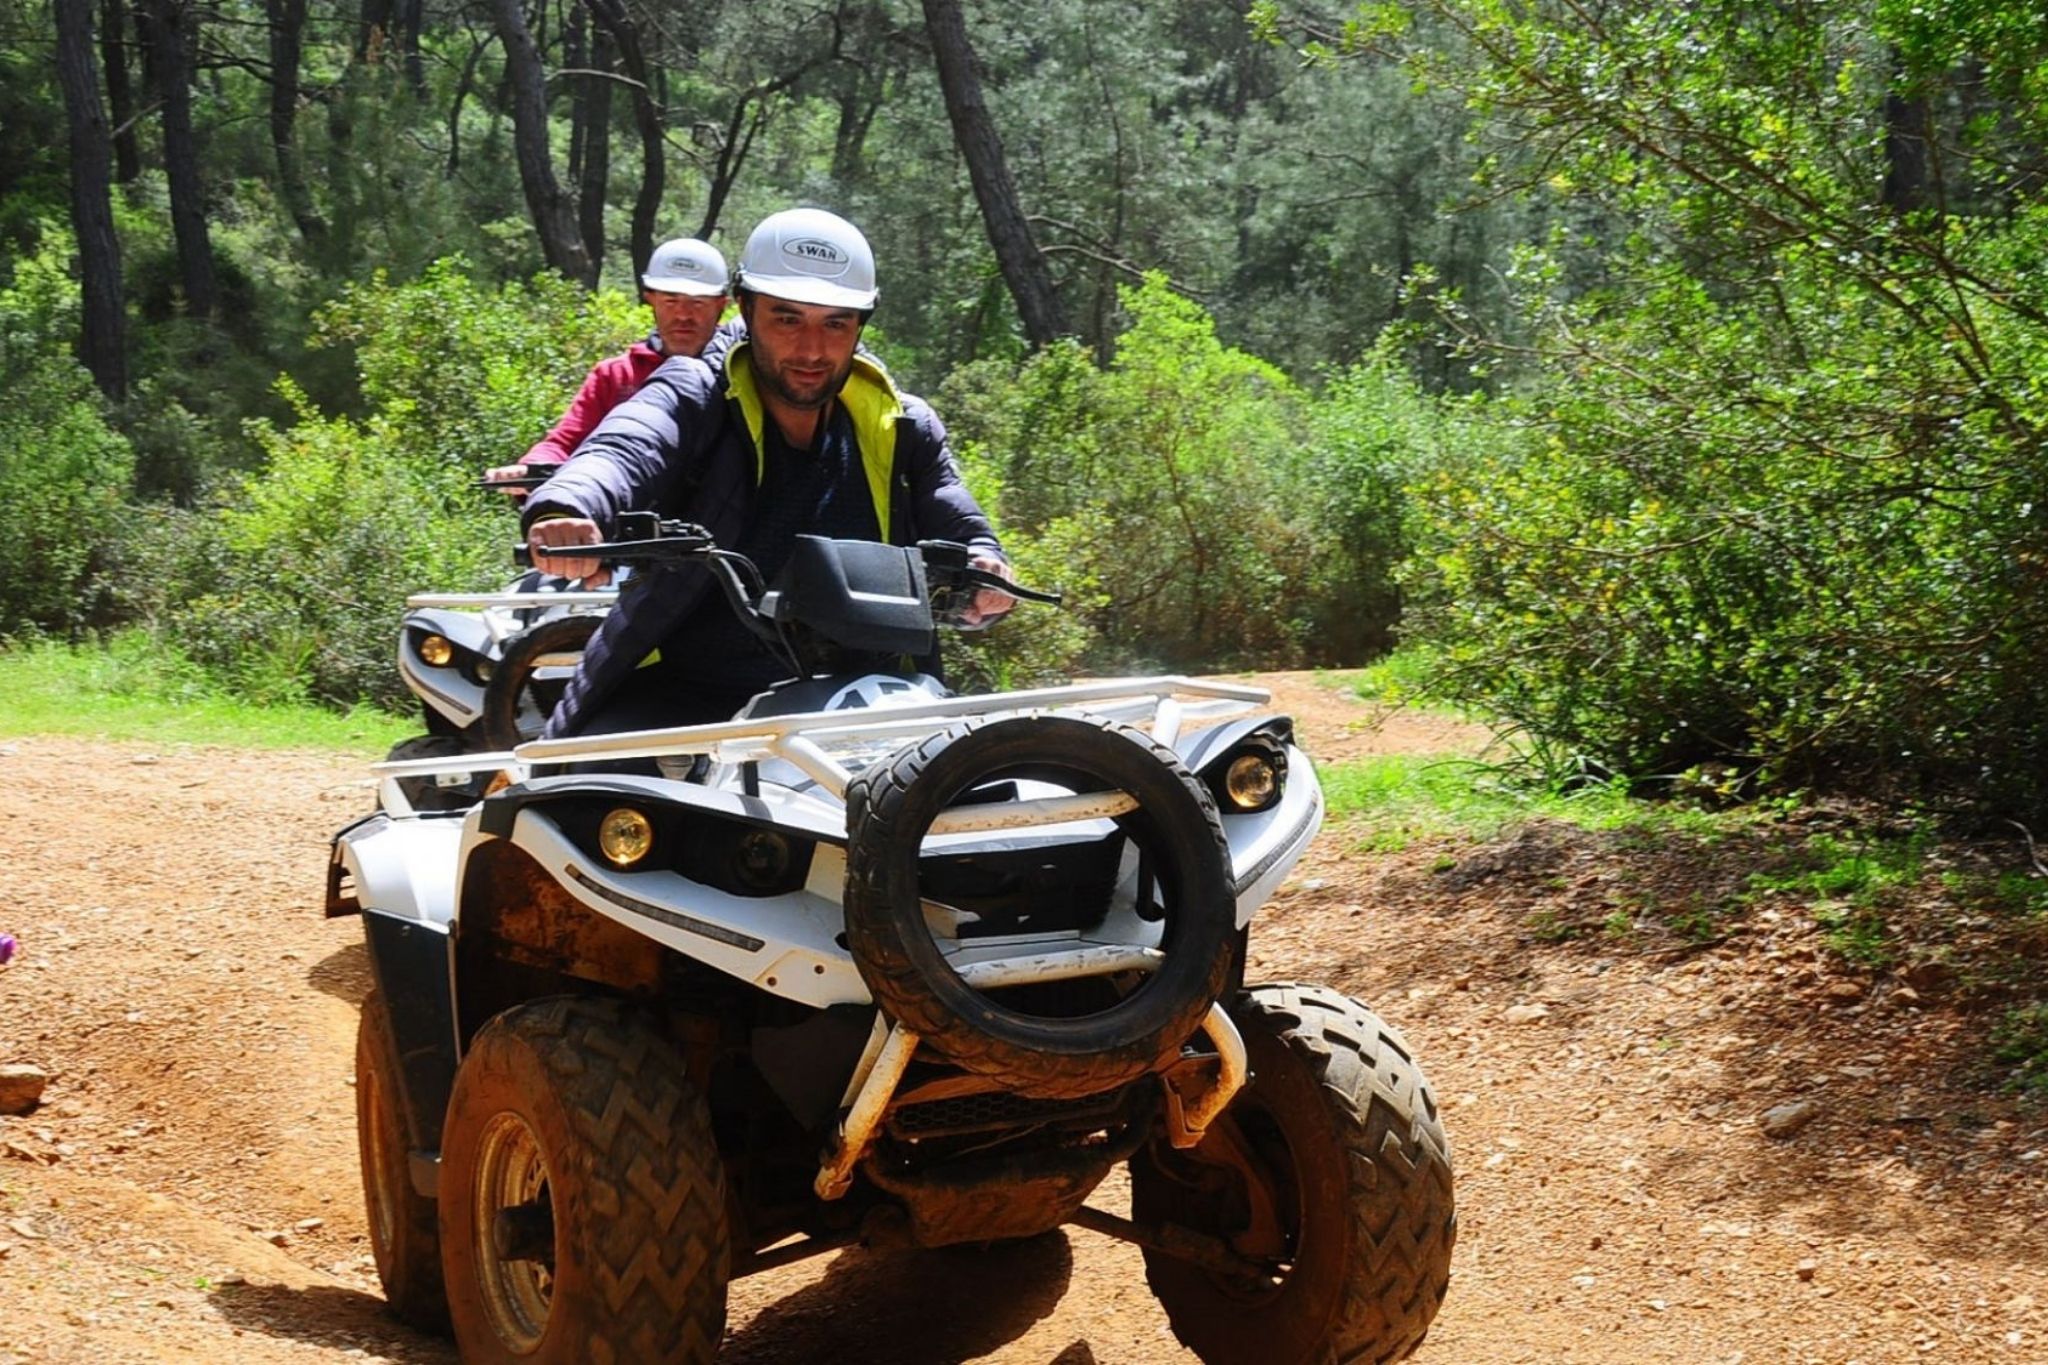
[370, 674, 1272, 813]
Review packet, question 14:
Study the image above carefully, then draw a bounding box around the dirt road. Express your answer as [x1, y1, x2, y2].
[1, 675, 2044, 1364]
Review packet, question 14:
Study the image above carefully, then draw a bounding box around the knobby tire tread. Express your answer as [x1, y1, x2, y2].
[356, 989, 449, 1332]
[843, 715, 1236, 1099]
[1137, 983, 1456, 1365]
[442, 997, 728, 1365]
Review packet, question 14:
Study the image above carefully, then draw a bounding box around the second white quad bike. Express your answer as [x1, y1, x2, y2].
[329, 519, 1456, 1363]
[385, 466, 616, 808]
[387, 572, 614, 807]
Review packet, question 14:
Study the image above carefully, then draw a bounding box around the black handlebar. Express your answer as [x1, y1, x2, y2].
[515, 518, 1059, 620]
[511, 519, 1058, 677]
[477, 462, 562, 493]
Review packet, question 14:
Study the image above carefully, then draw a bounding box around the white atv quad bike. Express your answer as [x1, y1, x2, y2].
[386, 465, 616, 809]
[328, 518, 1456, 1364]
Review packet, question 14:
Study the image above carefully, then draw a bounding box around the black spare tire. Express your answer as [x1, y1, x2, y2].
[843, 714, 1236, 1099]
[478, 614, 601, 751]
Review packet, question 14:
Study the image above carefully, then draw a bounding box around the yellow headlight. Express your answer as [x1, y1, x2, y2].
[598, 807, 654, 867]
[1223, 753, 1279, 811]
[418, 634, 455, 667]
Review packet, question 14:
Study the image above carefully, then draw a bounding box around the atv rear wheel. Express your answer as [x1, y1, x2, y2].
[1128, 983, 1456, 1365]
[844, 714, 1236, 1099]
[439, 997, 729, 1365]
[477, 614, 600, 750]
[356, 989, 448, 1332]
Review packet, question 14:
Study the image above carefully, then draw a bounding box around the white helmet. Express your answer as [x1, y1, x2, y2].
[641, 237, 729, 296]
[736, 208, 879, 310]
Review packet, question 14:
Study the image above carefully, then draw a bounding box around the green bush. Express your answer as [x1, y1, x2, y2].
[1402, 243, 2048, 812]
[0, 244, 136, 637]
[162, 260, 644, 708]
[1375, 3, 2048, 818]
[942, 276, 1419, 672]
[312, 258, 645, 476]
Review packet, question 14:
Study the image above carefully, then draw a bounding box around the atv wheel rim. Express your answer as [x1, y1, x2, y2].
[471, 1111, 554, 1350]
[361, 1061, 399, 1255]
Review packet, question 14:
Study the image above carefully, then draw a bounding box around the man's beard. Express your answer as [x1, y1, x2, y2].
[755, 353, 853, 411]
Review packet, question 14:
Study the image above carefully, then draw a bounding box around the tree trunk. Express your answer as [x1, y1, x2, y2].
[356, 0, 392, 61]
[55, 0, 127, 400]
[445, 31, 493, 178]
[488, 0, 597, 286]
[139, 0, 217, 319]
[584, 0, 661, 277]
[920, 0, 1067, 345]
[1882, 88, 1932, 215]
[265, 0, 327, 247]
[572, 17, 613, 275]
[396, 0, 425, 96]
[98, 0, 139, 183]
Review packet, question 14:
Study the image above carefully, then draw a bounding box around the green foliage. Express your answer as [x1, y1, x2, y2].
[1360, 0, 2048, 819]
[312, 259, 645, 474]
[1991, 1003, 2048, 1100]
[0, 631, 413, 752]
[160, 262, 639, 707]
[944, 276, 1426, 671]
[0, 244, 136, 636]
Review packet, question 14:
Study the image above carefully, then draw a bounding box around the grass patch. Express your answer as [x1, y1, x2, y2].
[1744, 831, 1928, 968]
[1321, 752, 1733, 849]
[1348, 647, 1445, 705]
[1990, 1003, 2048, 1099]
[0, 633, 413, 754]
[1942, 868, 2048, 919]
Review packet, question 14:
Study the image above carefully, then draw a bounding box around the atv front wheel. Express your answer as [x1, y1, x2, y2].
[477, 614, 600, 750]
[845, 714, 1237, 1100]
[356, 989, 447, 1332]
[439, 997, 729, 1365]
[1129, 983, 1455, 1365]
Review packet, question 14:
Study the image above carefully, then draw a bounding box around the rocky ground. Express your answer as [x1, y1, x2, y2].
[1, 674, 2044, 1364]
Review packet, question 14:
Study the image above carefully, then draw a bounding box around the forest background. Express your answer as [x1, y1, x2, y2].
[4, 0, 2048, 823]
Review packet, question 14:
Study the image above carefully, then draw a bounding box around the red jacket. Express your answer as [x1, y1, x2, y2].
[520, 335, 668, 467]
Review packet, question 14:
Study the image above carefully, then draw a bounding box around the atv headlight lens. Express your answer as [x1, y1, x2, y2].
[418, 633, 455, 667]
[473, 659, 496, 683]
[732, 829, 794, 892]
[598, 807, 654, 868]
[1221, 752, 1281, 813]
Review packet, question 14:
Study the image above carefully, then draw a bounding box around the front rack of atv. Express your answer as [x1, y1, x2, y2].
[370, 673, 1271, 810]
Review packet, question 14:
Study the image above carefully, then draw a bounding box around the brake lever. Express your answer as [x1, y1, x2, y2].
[515, 518, 715, 569]
[959, 567, 1062, 606]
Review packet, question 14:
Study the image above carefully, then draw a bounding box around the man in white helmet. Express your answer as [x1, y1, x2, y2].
[484, 237, 734, 491]
[521, 207, 1015, 742]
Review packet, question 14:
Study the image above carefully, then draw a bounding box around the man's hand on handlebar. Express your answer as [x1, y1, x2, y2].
[959, 554, 1018, 629]
[483, 463, 528, 497]
[526, 517, 611, 587]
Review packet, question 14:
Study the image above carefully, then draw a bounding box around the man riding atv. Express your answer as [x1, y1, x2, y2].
[522, 206, 1017, 743]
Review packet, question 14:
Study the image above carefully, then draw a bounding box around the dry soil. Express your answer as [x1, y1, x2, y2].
[1, 674, 2043, 1364]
